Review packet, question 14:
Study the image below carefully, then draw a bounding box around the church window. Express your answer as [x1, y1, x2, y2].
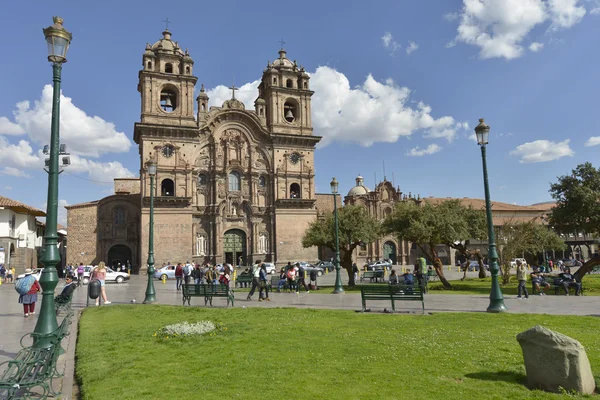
[201, 103, 206, 111]
[160, 87, 177, 112]
[161, 179, 175, 196]
[259, 176, 266, 187]
[259, 107, 264, 116]
[303, 82, 308, 89]
[284, 100, 297, 123]
[286, 79, 293, 88]
[360, 242, 367, 251]
[273, 77, 277, 85]
[147, 61, 152, 70]
[198, 173, 207, 186]
[186, 66, 190, 74]
[290, 183, 301, 199]
[165, 63, 173, 73]
[228, 171, 241, 192]
[114, 208, 125, 225]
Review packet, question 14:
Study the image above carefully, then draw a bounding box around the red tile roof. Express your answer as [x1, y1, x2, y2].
[0, 196, 46, 217]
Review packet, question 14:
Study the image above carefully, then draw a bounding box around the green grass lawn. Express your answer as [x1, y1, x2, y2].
[428, 274, 600, 296]
[77, 306, 600, 399]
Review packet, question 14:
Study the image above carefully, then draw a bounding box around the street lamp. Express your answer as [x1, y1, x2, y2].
[34, 17, 72, 348]
[475, 118, 507, 313]
[330, 177, 344, 294]
[143, 161, 157, 304]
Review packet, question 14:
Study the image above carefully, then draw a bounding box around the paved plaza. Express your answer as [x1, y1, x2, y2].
[1, 271, 599, 398]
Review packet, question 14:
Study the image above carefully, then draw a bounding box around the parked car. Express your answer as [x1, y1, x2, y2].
[315, 261, 334, 272]
[262, 262, 276, 274]
[82, 266, 130, 284]
[301, 264, 325, 277]
[562, 259, 582, 268]
[153, 265, 176, 280]
[510, 258, 527, 268]
[367, 260, 392, 271]
[462, 261, 489, 271]
[16, 268, 43, 281]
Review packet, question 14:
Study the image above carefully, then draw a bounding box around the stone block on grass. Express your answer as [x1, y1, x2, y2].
[516, 325, 595, 395]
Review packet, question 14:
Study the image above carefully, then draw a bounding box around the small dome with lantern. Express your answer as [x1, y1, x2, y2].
[347, 175, 370, 196]
[150, 29, 185, 57]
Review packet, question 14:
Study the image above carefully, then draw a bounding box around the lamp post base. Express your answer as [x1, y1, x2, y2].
[486, 300, 508, 313]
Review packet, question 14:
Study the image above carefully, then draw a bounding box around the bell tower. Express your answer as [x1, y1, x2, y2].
[137, 29, 197, 128]
[257, 48, 313, 135]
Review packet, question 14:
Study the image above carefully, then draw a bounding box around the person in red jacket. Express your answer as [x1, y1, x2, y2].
[18, 269, 42, 317]
[174, 263, 184, 291]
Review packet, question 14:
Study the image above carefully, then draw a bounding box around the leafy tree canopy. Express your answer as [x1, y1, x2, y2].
[549, 162, 600, 238]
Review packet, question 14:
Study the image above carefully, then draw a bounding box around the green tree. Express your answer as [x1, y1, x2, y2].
[496, 219, 567, 284]
[383, 200, 482, 289]
[302, 205, 381, 286]
[548, 162, 600, 277]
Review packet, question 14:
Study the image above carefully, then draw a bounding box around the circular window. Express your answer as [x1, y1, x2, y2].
[160, 87, 178, 113]
[162, 145, 175, 158]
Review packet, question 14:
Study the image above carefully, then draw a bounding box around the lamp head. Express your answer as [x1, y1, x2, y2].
[330, 177, 339, 194]
[147, 160, 157, 176]
[474, 118, 490, 146]
[43, 16, 72, 64]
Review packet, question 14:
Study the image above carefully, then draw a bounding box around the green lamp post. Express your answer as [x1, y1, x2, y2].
[143, 161, 157, 304]
[475, 118, 507, 313]
[33, 17, 72, 348]
[331, 177, 344, 294]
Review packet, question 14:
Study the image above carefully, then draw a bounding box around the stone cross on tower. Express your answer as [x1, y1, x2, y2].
[278, 38, 286, 49]
[229, 75, 238, 100]
[163, 17, 171, 30]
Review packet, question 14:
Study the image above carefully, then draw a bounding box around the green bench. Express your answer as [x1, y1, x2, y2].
[1, 312, 73, 399]
[360, 284, 425, 313]
[235, 274, 253, 288]
[54, 288, 75, 315]
[182, 284, 235, 307]
[360, 270, 385, 283]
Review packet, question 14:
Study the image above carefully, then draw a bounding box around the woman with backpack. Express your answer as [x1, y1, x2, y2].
[17, 269, 41, 317]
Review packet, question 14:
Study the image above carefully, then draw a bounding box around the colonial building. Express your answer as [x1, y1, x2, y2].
[67, 29, 323, 270]
[0, 196, 46, 273]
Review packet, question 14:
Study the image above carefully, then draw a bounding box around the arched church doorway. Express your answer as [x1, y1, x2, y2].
[107, 244, 132, 270]
[383, 241, 397, 264]
[224, 229, 246, 266]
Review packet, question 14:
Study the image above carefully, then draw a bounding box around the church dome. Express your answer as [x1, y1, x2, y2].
[347, 175, 370, 196]
[271, 49, 295, 69]
[151, 29, 184, 57]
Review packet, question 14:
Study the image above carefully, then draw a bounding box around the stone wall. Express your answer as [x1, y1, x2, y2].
[65, 202, 98, 266]
[114, 178, 141, 195]
[140, 210, 193, 269]
[275, 209, 318, 264]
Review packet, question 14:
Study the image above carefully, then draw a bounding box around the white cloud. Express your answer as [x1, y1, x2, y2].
[509, 139, 574, 162]
[205, 67, 466, 147]
[406, 144, 442, 157]
[4, 186, 12, 190]
[592, 7, 600, 15]
[585, 136, 600, 146]
[529, 42, 545, 51]
[449, 0, 587, 60]
[0, 117, 25, 135]
[0, 167, 31, 178]
[0, 136, 43, 172]
[2, 85, 131, 157]
[381, 32, 401, 54]
[206, 80, 261, 110]
[67, 155, 135, 184]
[444, 12, 460, 21]
[406, 41, 419, 55]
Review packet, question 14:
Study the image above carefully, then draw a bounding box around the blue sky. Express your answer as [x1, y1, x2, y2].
[1, 0, 599, 225]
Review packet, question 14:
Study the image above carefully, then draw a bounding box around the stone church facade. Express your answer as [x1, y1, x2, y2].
[67, 29, 323, 270]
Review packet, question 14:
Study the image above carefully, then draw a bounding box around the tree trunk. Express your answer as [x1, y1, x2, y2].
[341, 250, 355, 286]
[423, 243, 452, 289]
[475, 252, 487, 279]
[574, 256, 600, 280]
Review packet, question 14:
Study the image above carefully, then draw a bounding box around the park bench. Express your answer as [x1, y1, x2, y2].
[235, 274, 253, 288]
[182, 284, 235, 307]
[1, 311, 73, 399]
[531, 276, 585, 295]
[54, 288, 75, 315]
[360, 284, 425, 313]
[360, 270, 384, 283]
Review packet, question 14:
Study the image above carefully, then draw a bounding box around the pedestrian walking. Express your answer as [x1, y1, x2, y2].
[192, 264, 204, 284]
[516, 260, 529, 299]
[247, 260, 262, 300]
[295, 263, 310, 293]
[92, 262, 112, 305]
[258, 263, 270, 301]
[183, 261, 192, 285]
[16, 269, 41, 317]
[77, 263, 85, 286]
[175, 263, 183, 291]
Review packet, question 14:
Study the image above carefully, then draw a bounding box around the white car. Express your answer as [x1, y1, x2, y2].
[510, 258, 527, 268]
[263, 263, 276, 274]
[82, 266, 129, 284]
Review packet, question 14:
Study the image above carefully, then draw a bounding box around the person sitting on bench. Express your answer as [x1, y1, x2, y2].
[402, 269, 414, 293]
[530, 267, 550, 295]
[55, 275, 76, 302]
[389, 269, 399, 285]
[558, 267, 581, 296]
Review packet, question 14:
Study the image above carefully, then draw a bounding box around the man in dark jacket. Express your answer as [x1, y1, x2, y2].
[55, 275, 76, 302]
